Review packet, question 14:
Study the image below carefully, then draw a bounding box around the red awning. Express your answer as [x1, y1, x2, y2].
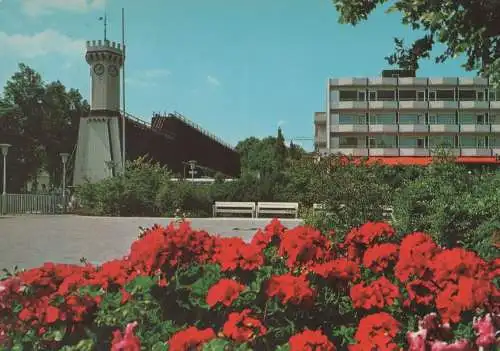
[363, 156, 500, 166]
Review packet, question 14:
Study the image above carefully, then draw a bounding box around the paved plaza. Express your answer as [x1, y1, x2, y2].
[0, 215, 302, 270]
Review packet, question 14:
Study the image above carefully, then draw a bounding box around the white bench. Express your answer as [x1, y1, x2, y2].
[256, 202, 299, 218]
[212, 201, 256, 218]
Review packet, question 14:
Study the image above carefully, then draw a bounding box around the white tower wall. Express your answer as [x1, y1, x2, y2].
[73, 39, 124, 185]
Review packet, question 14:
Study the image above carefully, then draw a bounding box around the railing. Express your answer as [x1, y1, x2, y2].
[0, 194, 64, 215]
[171, 111, 235, 150]
[121, 110, 175, 139]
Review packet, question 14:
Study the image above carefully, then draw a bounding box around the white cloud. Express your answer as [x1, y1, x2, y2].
[126, 68, 171, 87]
[21, 0, 105, 16]
[0, 30, 85, 58]
[207, 75, 221, 87]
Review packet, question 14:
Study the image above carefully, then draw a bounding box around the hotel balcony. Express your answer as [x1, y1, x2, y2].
[331, 148, 369, 156]
[369, 148, 399, 156]
[460, 148, 492, 157]
[490, 101, 500, 110]
[428, 101, 459, 109]
[368, 101, 398, 109]
[429, 124, 459, 133]
[428, 77, 459, 86]
[330, 101, 367, 110]
[398, 101, 428, 109]
[458, 77, 488, 86]
[331, 124, 368, 133]
[314, 112, 327, 124]
[460, 124, 491, 133]
[399, 148, 430, 157]
[459, 101, 489, 109]
[430, 148, 460, 156]
[397, 77, 428, 86]
[329, 78, 367, 87]
[369, 124, 398, 133]
[493, 148, 500, 157]
[398, 124, 429, 133]
[491, 124, 500, 132]
[368, 77, 397, 86]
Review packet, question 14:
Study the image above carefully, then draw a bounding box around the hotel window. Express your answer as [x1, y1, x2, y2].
[370, 113, 396, 124]
[339, 136, 361, 147]
[490, 113, 500, 124]
[398, 89, 416, 101]
[399, 137, 426, 148]
[488, 89, 496, 101]
[417, 90, 426, 101]
[458, 89, 475, 101]
[339, 114, 366, 124]
[416, 138, 425, 148]
[428, 90, 437, 101]
[377, 90, 396, 101]
[436, 89, 455, 101]
[476, 113, 487, 124]
[339, 90, 357, 101]
[369, 90, 377, 101]
[477, 89, 486, 101]
[399, 113, 425, 124]
[429, 113, 455, 124]
[429, 136, 455, 148]
[357, 90, 366, 101]
[461, 136, 487, 148]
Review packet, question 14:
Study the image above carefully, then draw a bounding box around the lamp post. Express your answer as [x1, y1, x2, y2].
[0, 144, 11, 215]
[60, 153, 69, 213]
[188, 160, 197, 181]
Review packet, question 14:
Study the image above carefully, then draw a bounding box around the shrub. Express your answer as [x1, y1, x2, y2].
[156, 181, 213, 217]
[0, 219, 498, 350]
[75, 157, 172, 216]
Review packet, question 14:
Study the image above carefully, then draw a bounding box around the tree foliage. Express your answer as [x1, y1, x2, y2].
[332, 0, 500, 84]
[0, 63, 89, 192]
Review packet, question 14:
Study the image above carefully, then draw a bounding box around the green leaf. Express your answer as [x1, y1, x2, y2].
[202, 338, 231, 351]
[152, 342, 168, 351]
[275, 345, 290, 351]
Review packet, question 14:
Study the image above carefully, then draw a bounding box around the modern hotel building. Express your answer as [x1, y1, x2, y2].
[314, 70, 500, 165]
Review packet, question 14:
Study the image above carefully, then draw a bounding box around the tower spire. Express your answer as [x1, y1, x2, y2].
[104, 11, 107, 41]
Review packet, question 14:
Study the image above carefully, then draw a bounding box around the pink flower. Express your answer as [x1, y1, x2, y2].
[430, 339, 472, 351]
[473, 314, 497, 348]
[111, 321, 141, 351]
[407, 327, 427, 351]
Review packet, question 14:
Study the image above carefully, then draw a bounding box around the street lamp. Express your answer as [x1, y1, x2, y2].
[0, 144, 10, 216]
[0, 144, 11, 195]
[188, 160, 197, 181]
[60, 153, 69, 212]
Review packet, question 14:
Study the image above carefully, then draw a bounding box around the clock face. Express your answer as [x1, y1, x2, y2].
[108, 64, 119, 77]
[93, 63, 105, 76]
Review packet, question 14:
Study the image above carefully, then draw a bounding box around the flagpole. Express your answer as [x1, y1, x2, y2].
[121, 7, 126, 175]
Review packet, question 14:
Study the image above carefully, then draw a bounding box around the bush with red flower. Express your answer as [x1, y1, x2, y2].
[0, 218, 498, 350]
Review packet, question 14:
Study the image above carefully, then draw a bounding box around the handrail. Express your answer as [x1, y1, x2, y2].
[121, 110, 175, 139]
[170, 111, 235, 150]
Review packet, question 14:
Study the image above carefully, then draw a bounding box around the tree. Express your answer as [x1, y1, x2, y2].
[0, 63, 89, 192]
[332, 0, 500, 85]
[275, 127, 287, 171]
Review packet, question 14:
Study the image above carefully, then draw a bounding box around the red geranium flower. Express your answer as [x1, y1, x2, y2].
[222, 309, 267, 342]
[405, 279, 436, 306]
[350, 312, 400, 351]
[362, 243, 399, 273]
[278, 226, 332, 268]
[395, 232, 439, 282]
[350, 277, 400, 310]
[288, 329, 336, 351]
[310, 259, 360, 282]
[266, 274, 315, 306]
[206, 279, 245, 308]
[167, 326, 215, 351]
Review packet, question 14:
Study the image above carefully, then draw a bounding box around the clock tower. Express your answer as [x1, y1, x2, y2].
[73, 39, 124, 185]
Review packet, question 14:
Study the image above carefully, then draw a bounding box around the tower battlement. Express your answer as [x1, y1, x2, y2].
[85, 39, 124, 65]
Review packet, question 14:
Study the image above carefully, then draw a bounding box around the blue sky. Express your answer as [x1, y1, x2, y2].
[0, 0, 476, 150]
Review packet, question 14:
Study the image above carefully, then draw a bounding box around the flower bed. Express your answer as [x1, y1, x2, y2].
[0, 219, 498, 350]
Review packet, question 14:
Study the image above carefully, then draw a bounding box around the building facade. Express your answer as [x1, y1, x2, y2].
[314, 70, 500, 165]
